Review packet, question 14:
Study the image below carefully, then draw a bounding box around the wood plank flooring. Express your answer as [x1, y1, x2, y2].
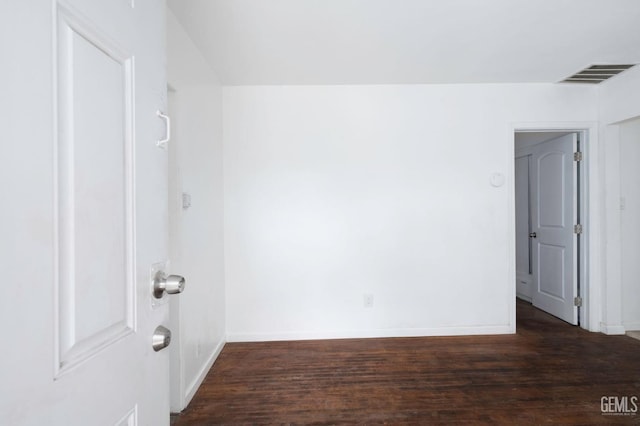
[172, 301, 640, 425]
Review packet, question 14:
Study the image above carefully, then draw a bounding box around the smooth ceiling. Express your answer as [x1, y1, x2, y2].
[168, 0, 640, 85]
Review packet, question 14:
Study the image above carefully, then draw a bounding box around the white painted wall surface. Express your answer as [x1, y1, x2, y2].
[598, 66, 640, 334]
[619, 117, 640, 330]
[223, 84, 597, 341]
[514, 154, 532, 301]
[599, 67, 640, 125]
[167, 10, 225, 411]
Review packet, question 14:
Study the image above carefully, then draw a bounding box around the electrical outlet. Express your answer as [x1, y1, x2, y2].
[363, 293, 374, 308]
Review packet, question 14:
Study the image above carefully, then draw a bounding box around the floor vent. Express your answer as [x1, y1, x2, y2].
[560, 64, 635, 84]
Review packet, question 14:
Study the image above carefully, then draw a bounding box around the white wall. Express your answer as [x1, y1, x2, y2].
[167, 10, 225, 411]
[223, 83, 597, 341]
[598, 66, 640, 334]
[514, 154, 532, 301]
[619, 117, 640, 330]
[599, 66, 640, 125]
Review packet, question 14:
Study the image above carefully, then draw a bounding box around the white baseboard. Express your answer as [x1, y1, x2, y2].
[600, 323, 626, 335]
[516, 294, 532, 303]
[623, 322, 640, 331]
[183, 338, 226, 407]
[226, 324, 514, 343]
[515, 274, 532, 298]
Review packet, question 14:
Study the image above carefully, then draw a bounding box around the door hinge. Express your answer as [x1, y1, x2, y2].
[574, 296, 583, 307]
[574, 224, 583, 234]
[574, 151, 583, 162]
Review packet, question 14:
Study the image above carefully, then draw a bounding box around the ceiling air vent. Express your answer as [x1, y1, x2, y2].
[561, 64, 636, 84]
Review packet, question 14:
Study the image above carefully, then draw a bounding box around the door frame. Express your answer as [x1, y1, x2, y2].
[508, 122, 599, 332]
[167, 85, 186, 412]
[515, 132, 579, 324]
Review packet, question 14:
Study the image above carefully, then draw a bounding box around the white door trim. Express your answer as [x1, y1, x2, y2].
[508, 122, 601, 332]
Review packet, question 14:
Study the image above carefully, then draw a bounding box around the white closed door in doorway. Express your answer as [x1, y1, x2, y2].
[530, 134, 578, 325]
[2, 0, 173, 425]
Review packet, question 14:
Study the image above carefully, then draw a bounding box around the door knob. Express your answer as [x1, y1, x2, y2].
[152, 325, 171, 351]
[153, 271, 185, 299]
[529, 232, 537, 238]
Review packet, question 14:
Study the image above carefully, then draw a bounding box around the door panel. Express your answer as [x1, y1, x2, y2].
[531, 134, 578, 325]
[57, 5, 136, 371]
[538, 243, 565, 299]
[537, 152, 566, 227]
[2, 0, 170, 425]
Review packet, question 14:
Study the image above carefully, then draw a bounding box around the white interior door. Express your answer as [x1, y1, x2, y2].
[530, 134, 578, 325]
[1, 1, 172, 425]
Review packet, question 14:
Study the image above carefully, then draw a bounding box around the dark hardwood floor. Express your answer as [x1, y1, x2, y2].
[172, 301, 640, 425]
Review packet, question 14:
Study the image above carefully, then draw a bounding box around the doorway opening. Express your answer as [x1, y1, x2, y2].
[514, 129, 589, 328]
